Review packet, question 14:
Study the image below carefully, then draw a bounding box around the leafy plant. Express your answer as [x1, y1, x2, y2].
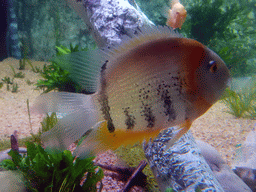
[1, 142, 103, 192]
[27, 59, 41, 73]
[19, 58, 26, 70]
[222, 85, 256, 119]
[2, 76, 13, 84]
[34, 112, 59, 144]
[10, 65, 25, 78]
[11, 83, 19, 93]
[182, 0, 240, 45]
[35, 44, 87, 93]
[36, 62, 77, 93]
[56, 44, 81, 56]
[1, 76, 19, 92]
[0, 82, 3, 89]
[247, 105, 256, 119]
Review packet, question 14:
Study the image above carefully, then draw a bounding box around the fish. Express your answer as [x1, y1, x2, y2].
[33, 26, 230, 157]
[166, 0, 187, 29]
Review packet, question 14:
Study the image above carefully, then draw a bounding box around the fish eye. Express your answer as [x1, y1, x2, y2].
[209, 60, 218, 73]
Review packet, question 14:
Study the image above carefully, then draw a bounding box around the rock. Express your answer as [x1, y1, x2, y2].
[196, 140, 252, 192]
[232, 129, 256, 169]
[0, 171, 26, 192]
[233, 167, 256, 192]
[231, 129, 256, 191]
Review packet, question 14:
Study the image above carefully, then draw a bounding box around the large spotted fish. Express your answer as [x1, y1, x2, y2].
[33, 26, 230, 157]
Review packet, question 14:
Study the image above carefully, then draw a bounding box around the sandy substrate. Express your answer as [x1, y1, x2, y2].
[0, 58, 45, 141]
[0, 58, 255, 190]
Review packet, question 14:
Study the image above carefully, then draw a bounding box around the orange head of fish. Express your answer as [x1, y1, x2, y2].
[178, 38, 230, 119]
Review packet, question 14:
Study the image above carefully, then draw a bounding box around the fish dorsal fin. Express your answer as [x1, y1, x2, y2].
[171, 0, 180, 7]
[107, 25, 182, 57]
[53, 50, 107, 93]
[52, 26, 181, 94]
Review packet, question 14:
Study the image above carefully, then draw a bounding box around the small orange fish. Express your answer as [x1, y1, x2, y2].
[166, 0, 187, 29]
[33, 26, 230, 157]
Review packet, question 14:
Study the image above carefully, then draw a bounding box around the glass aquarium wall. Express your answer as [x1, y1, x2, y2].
[8, 0, 95, 61]
[6, 0, 256, 77]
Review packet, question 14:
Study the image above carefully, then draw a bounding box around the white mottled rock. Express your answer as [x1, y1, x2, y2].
[196, 140, 252, 192]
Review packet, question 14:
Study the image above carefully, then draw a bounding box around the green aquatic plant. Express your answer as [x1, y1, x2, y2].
[10, 65, 25, 78]
[0, 82, 3, 89]
[222, 84, 256, 119]
[19, 59, 26, 70]
[183, 0, 240, 45]
[2, 76, 13, 84]
[36, 44, 87, 93]
[26, 98, 58, 144]
[185, 0, 255, 77]
[40, 112, 58, 132]
[1, 101, 103, 191]
[35, 112, 58, 144]
[36, 61, 77, 93]
[1, 76, 14, 91]
[1, 76, 19, 92]
[56, 44, 81, 56]
[0, 142, 103, 192]
[11, 83, 19, 93]
[247, 105, 256, 120]
[26, 59, 41, 73]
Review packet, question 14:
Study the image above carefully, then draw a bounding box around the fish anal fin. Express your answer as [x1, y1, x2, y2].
[73, 121, 108, 158]
[95, 123, 162, 150]
[165, 120, 192, 150]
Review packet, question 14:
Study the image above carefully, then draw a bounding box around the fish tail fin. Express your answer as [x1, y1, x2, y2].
[165, 120, 192, 149]
[32, 92, 99, 153]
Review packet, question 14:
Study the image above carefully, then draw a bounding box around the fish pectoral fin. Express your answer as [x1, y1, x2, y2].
[164, 120, 192, 150]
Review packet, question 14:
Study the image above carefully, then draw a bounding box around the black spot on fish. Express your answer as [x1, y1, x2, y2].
[142, 105, 155, 128]
[107, 121, 115, 133]
[101, 60, 108, 72]
[161, 89, 176, 122]
[156, 79, 177, 122]
[123, 107, 136, 130]
[98, 60, 115, 133]
[138, 98, 155, 128]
